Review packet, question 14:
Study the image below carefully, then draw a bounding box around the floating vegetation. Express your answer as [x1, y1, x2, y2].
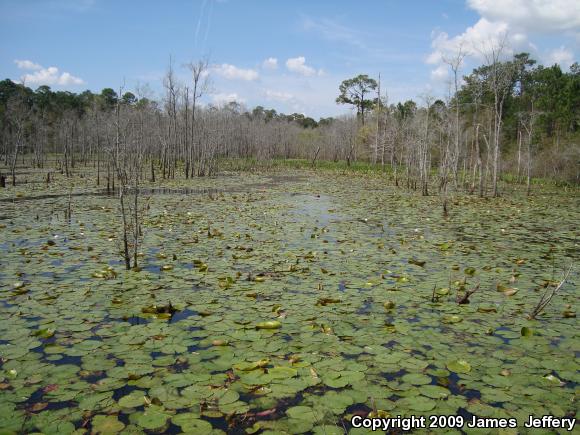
[0, 171, 578, 434]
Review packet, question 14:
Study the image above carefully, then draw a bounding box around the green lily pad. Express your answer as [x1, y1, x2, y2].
[287, 406, 318, 423]
[401, 373, 431, 385]
[256, 321, 281, 330]
[521, 327, 534, 337]
[419, 385, 450, 399]
[447, 360, 472, 374]
[33, 328, 55, 339]
[118, 390, 146, 408]
[398, 396, 436, 411]
[442, 315, 463, 324]
[92, 415, 125, 434]
[136, 406, 170, 430]
[212, 389, 239, 405]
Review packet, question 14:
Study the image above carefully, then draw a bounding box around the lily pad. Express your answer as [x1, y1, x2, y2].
[287, 406, 318, 423]
[136, 406, 170, 430]
[118, 390, 146, 408]
[92, 415, 125, 434]
[255, 321, 281, 330]
[447, 360, 472, 374]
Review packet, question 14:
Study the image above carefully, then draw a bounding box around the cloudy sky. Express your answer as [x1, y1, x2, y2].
[1, 0, 578, 118]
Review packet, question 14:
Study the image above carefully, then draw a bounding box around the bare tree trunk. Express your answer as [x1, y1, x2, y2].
[119, 186, 131, 270]
[10, 142, 19, 186]
[374, 73, 381, 164]
[475, 124, 484, 197]
[133, 174, 139, 268]
[311, 146, 321, 166]
[517, 126, 522, 182]
[522, 101, 536, 196]
[492, 105, 501, 197]
[113, 86, 131, 270]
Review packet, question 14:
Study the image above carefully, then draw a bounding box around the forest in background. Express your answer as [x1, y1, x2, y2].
[1, 51, 579, 194]
[1, 25, 579, 433]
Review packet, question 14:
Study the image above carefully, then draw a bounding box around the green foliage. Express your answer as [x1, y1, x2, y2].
[99, 87, 118, 110]
[459, 53, 579, 141]
[250, 105, 319, 128]
[121, 91, 137, 105]
[336, 74, 378, 123]
[395, 99, 417, 120]
[0, 171, 577, 432]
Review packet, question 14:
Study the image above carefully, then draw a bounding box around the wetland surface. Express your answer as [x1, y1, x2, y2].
[0, 171, 578, 434]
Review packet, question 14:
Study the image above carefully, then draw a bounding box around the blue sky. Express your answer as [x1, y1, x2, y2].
[1, 0, 578, 118]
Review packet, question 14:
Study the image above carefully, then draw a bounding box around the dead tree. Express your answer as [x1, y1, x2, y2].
[528, 266, 572, 319]
[6, 97, 31, 186]
[456, 283, 480, 304]
[479, 35, 514, 197]
[442, 45, 466, 187]
[520, 100, 539, 196]
[109, 84, 146, 270]
[185, 58, 210, 178]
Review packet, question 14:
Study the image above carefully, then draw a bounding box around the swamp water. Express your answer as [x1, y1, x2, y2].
[0, 172, 578, 434]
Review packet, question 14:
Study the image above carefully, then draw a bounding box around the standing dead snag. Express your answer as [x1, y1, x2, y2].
[311, 146, 321, 166]
[65, 187, 73, 222]
[456, 282, 480, 304]
[431, 283, 438, 303]
[185, 58, 210, 178]
[6, 96, 31, 186]
[439, 45, 466, 214]
[109, 83, 146, 270]
[479, 35, 516, 197]
[113, 85, 131, 270]
[528, 266, 572, 319]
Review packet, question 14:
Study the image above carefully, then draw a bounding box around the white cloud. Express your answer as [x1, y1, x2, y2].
[212, 63, 258, 81]
[212, 92, 245, 105]
[262, 57, 278, 70]
[427, 18, 514, 65]
[263, 89, 294, 102]
[427, 0, 579, 89]
[286, 56, 318, 76]
[14, 59, 42, 70]
[431, 64, 449, 82]
[467, 0, 580, 34]
[15, 60, 84, 86]
[546, 46, 575, 68]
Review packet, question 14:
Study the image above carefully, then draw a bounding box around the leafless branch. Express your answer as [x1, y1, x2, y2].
[528, 266, 573, 319]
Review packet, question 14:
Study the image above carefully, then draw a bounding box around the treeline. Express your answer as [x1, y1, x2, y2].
[455, 54, 579, 189]
[0, 52, 578, 193]
[0, 71, 345, 186]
